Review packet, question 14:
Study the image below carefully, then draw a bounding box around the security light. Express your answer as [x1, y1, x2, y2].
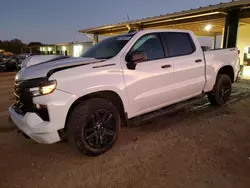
[204, 24, 212, 31]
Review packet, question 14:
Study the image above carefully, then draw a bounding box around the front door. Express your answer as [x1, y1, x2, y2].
[120, 33, 175, 117]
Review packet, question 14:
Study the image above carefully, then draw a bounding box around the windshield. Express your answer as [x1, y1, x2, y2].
[81, 33, 136, 59]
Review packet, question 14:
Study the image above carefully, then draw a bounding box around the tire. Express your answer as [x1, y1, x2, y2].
[67, 98, 121, 156]
[207, 74, 232, 106]
[0, 67, 5, 72]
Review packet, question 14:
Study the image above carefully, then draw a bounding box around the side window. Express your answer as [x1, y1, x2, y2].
[130, 34, 165, 61]
[162, 32, 195, 57]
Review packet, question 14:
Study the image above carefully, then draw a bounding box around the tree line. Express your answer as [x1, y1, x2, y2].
[0, 39, 42, 54]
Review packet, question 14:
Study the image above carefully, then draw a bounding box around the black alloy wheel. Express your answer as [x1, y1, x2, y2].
[218, 79, 231, 102]
[207, 74, 232, 105]
[84, 109, 116, 149]
[67, 98, 121, 156]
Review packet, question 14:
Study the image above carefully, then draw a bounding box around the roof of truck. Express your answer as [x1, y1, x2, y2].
[125, 29, 193, 36]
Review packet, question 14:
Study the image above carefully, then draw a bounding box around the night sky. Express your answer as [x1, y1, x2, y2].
[1, 0, 230, 44]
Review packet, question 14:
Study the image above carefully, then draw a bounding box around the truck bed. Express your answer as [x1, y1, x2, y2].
[203, 47, 239, 92]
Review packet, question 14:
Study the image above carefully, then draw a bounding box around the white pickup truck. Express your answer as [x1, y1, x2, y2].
[9, 29, 239, 156]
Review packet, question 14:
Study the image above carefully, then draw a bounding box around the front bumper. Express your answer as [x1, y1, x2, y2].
[9, 89, 77, 144]
[9, 105, 60, 143]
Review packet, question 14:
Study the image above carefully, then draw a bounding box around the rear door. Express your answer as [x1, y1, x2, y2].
[161, 32, 205, 100]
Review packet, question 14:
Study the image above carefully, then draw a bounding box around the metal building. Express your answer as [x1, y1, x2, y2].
[79, 0, 250, 78]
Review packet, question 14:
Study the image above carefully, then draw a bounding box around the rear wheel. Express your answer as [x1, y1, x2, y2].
[207, 74, 232, 105]
[67, 98, 121, 156]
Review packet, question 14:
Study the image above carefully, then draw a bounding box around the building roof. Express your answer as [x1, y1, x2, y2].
[79, 0, 250, 36]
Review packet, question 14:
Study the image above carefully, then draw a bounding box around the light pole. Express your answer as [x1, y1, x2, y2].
[72, 31, 78, 57]
[73, 30, 78, 43]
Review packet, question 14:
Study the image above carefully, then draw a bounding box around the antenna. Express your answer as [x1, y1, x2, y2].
[127, 13, 131, 23]
[126, 13, 136, 33]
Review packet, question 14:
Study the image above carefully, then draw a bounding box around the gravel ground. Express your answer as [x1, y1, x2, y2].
[0, 72, 250, 188]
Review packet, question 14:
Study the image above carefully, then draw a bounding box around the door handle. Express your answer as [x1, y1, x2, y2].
[195, 59, 202, 63]
[161, 64, 171, 69]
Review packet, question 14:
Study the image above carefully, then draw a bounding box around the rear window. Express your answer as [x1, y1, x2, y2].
[162, 32, 195, 57]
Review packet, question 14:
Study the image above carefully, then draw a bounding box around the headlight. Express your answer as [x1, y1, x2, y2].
[29, 80, 57, 96]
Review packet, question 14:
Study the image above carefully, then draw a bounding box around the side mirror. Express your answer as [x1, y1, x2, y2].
[126, 51, 147, 70]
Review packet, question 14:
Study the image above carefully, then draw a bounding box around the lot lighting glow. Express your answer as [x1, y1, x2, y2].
[244, 47, 249, 53]
[62, 46, 66, 51]
[15, 74, 19, 81]
[73, 45, 83, 57]
[243, 68, 250, 77]
[204, 24, 212, 31]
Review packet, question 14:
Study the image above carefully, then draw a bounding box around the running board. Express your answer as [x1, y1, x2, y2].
[129, 94, 206, 125]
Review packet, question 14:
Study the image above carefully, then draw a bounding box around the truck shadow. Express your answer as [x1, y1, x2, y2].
[120, 83, 250, 144]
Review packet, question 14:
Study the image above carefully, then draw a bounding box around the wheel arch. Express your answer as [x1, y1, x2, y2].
[217, 65, 234, 83]
[65, 90, 127, 131]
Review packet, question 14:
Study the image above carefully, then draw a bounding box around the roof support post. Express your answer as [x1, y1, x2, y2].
[93, 34, 99, 45]
[55, 45, 57, 55]
[213, 33, 217, 49]
[223, 9, 239, 48]
[220, 28, 225, 48]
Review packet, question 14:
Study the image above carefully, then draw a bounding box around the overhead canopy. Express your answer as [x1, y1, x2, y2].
[79, 0, 250, 37]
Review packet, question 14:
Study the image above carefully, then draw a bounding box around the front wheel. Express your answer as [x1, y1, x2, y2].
[207, 74, 232, 105]
[67, 98, 121, 156]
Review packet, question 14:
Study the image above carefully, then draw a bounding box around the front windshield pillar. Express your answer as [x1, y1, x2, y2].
[93, 34, 99, 45]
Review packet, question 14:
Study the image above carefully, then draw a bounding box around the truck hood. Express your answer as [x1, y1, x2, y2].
[16, 55, 105, 81]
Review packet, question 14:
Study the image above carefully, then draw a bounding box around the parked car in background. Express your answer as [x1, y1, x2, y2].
[0, 62, 5, 72]
[0, 54, 16, 72]
[0, 56, 18, 71]
[16, 53, 42, 70]
[0, 55, 12, 62]
[16, 54, 29, 70]
[9, 29, 239, 156]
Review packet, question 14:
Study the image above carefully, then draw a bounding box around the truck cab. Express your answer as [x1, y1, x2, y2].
[9, 29, 239, 156]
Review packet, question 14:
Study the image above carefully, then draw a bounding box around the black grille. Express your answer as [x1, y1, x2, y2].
[14, 80, 36, 114]
[14, 77, 50, 121]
